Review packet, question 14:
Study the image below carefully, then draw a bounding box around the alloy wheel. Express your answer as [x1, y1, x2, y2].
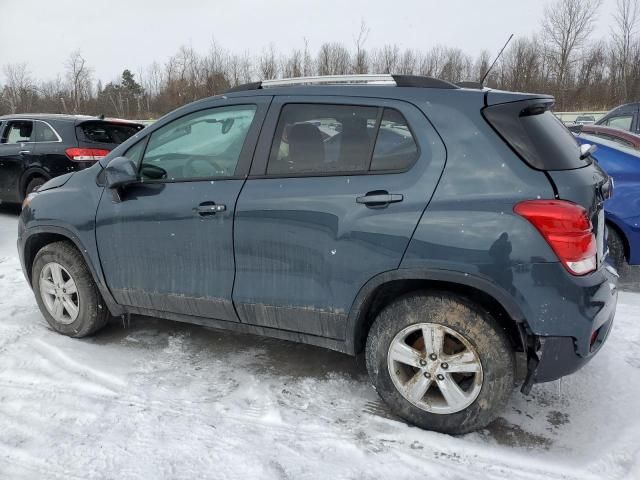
[387, 323, 483, 414]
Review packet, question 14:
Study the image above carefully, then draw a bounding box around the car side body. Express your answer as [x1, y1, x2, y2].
[17, 77, 618, 432]
[575, 132, 640, 265]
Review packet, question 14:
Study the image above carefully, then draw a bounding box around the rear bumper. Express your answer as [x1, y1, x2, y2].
[531, 263, 618, 384]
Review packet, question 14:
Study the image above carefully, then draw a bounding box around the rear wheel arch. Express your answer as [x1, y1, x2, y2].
[346, 270, 527, 356]
[20, 168, 50, 199]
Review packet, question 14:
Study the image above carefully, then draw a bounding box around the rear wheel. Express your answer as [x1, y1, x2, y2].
[366, 291, 514, 434]
[24, 176, 47, 197]
[32, 241, 110, 337]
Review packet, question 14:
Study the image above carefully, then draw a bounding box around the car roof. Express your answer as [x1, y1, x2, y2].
[0, 113, 98, 122]
[0, 113, 144, 127]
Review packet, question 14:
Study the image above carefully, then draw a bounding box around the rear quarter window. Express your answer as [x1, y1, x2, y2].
[483, 101, 588, 170]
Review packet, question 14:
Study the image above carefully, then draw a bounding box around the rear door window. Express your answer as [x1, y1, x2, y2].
[267, 104, 418, 175]
[268, 104, 378, 175]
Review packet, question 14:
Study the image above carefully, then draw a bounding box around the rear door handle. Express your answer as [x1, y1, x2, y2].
[356, 192, 403, 207]
[19, 150, 30, 155]
[195, 202, 226, 216]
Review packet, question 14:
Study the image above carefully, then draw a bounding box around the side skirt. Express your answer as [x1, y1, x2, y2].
[123, 305, 352, 355]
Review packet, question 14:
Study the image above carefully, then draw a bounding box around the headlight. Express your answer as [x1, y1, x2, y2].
[22, 192, 38, 210]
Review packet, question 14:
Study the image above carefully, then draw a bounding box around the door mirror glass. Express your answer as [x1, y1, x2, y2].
[105, 156, 138, 189]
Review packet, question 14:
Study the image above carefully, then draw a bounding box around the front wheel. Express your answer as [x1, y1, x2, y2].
[607, 226, 626, 271]
[32, 241, 110, 337]
[366, 291, 514, 434]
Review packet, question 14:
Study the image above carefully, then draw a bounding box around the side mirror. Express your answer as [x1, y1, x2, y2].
[579, 143, 597, 160]
[105, 156, 138, 189]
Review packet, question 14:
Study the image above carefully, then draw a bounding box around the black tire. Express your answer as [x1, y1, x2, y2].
[32, 241, 110, 337]
[365, 291, 514, 434]
[607, 226, 626, 271]
[25, 177, 47, 197]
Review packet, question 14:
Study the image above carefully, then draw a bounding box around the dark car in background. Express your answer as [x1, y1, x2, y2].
[595, 102, 640, 134]
[18, 75, 618, 434]
[575, 114, 596, 125]
[0, 114, 143, 203]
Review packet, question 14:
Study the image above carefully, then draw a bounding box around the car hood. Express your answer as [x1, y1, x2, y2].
[38, 172, 74, 192]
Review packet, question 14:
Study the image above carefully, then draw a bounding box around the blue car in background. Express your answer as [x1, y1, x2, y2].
[576, 133, 640, 268]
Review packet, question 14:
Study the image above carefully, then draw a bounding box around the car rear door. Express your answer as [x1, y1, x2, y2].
[0, 119, 34, 202]
[232, 96, 446, 339]
[96, 97, 270, 322]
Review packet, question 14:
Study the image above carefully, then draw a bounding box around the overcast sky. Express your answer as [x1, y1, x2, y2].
[0, 0, 619, 84]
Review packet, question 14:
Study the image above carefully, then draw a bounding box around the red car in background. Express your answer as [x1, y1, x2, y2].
[572, 124, 640, 150]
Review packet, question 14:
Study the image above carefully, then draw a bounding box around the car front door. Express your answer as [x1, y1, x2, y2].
[0, 119, 34, 202]
[232, 97, 446, 339]
[96, 97, 270, 322]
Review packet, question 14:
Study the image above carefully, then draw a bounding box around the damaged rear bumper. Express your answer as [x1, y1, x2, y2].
[522, 263, 618, 391]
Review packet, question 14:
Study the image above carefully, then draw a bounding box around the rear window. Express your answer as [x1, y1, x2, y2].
[77, 121, 143, 145]
[483, 101, 588, 170]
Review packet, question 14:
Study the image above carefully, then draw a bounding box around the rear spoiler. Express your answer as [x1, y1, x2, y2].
[484, 90, 554, 107]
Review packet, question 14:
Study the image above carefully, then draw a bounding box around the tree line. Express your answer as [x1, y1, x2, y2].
[1, 0, 639, 119]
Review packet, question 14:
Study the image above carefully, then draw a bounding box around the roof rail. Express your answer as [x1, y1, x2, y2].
[263, 74, 396, 87]
[224, 74, 459, 93]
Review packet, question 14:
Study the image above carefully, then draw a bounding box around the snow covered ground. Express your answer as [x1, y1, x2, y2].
[0, 204, 638, 480]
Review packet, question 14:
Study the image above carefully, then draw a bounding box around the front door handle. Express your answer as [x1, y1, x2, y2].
[356, 191, 403, 208]
[195, 202, 226, 216]
[19, 150, 31, 155]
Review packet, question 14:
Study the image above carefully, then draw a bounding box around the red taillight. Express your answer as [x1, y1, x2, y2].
[65, 147, 110, 162]
[514, 199, 597, 275]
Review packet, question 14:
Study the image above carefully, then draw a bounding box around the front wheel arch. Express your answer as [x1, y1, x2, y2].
[22, 228, 124, 317]
[606, 220, 629, 263]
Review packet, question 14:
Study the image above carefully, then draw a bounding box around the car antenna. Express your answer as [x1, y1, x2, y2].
[481, 34, 514, 86]
[98, 113, 105, 120]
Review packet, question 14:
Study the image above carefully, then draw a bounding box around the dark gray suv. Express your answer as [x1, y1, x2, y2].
[17, 75, 618, 434]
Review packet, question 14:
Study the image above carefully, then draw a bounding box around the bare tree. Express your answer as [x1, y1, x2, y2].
[2, 63, 35, 113]
[542, 0, 602, 108]
[353, 20, 369, 74]
[281, 49, 303, 78]
[317, 42, 350, 75]
[612, 0, 640, 99]
[259, 45, 278, 79]
[371, 44, 400, 74]
[398, 49, 417, 75]
[65, 50, 93, 113]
